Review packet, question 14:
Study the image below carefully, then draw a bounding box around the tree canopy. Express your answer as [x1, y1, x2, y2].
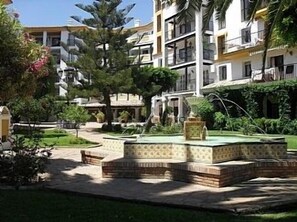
[132, 66, 179, 118]
[0, 3, 50, 103]
[67, 0, 136, 128]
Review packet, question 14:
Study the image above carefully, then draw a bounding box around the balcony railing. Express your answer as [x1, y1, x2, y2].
[67, 38, 75, 46]
[224, 30, 264, 54]
[165, 21, 195, 41]
[203, 78, 214, 86]
[204, 20, 214, 32]
[203, 48, 214, 60]
[47, 37, 61, 47]
[252, 63, 297, 82]
[173, 78, 196, 92]
[166, 50, 196, 67]
[130, 54, 153, 65]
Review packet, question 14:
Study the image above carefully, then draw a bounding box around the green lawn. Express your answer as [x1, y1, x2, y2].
[0, 190, 296, 222]
[24, 129, 96, 147]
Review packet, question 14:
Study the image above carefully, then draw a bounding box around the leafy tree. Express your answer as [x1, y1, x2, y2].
[8, 98, 44, 136]
[34, 56, 57, 99]
[273, 3, 297, 48]
[132, 66, 179, 119]
[66, 0, 136, 129]
[171, 0, 297, 73]
[59, 105, 90, 137]
[0, 135, 52, 188]
[0, 3, 49, 103]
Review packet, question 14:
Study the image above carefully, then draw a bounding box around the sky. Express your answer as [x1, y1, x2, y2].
[11, 0, 153, 27]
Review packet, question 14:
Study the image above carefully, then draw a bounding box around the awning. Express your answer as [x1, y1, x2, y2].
[202, 78, 251, 93]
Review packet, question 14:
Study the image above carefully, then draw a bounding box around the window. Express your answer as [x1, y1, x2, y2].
[217, 35, 226, 55]
[286, 65, 294, 75]
[157, 15, 161, 32]
[142, 49, 149, 54]
[218, 17, 226, 30]
[51, 37, 60, 46]
[219, 66, 227, 80]
[241, 0, 250, 21]
[179, 47, 193, 61]
[179, 23, 191, 34]
[243, 61, 252, 77]
[68, 33, 75, 46]
[203, 70, 210, 85]
[157, 36, 162, 53]
[35, 37, 43, 45]
[241, 27, 251, 44]
[155, 0, 161, 12]
[68, 53, 75, 62]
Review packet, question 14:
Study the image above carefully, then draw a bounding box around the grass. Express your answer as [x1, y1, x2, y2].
[0, 190, 296, 222]
[23, 129, 96, 147]
[208, 130, 297, 150]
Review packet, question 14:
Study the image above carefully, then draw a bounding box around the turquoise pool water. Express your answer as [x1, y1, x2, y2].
[127, 135, 262, 146]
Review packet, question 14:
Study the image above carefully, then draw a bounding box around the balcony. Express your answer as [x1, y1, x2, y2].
[204, 19, 214, 32]
[67, 38, 75, 46]
[224, 30, 264, 54]
[47, 37, 61, 47]
[252, 64, 297, 82]
[129, 54, 153, 65]
[173, 78, 196, 92]
[165, 21, 195, 42]
[166, 49, 196, 67]
[203, 78, 215, 86]
[203, 48, 214, 61]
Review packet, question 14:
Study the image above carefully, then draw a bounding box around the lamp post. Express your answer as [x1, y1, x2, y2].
[62, 67, 76, 105]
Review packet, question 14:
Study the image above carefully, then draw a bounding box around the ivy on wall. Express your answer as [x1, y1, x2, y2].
[211, 79, 297, 120]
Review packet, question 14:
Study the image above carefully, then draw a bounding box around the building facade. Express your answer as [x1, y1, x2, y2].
[26, 21, 154, 122]
[202, 0, 297, 119]
[151, 0, 215, 121]
[25, 25, 88, 105]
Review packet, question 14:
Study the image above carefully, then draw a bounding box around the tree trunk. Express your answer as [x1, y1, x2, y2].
[103, 90, 113, 130]
[144, 97, 152, 119]
[144, 97, 153, 132]
[76, 128, 78, 138]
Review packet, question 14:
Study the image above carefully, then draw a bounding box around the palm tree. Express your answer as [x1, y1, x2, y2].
[172, 0, 297, 73]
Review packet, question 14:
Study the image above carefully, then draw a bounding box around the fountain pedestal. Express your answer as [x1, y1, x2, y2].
[183, 117, 206, 140]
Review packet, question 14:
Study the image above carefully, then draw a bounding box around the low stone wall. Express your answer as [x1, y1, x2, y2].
[81, 150, 297, 188]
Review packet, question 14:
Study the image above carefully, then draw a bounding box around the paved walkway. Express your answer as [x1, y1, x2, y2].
[45, 124, 297, 213]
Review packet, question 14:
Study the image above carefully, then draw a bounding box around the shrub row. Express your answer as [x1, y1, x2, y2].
[213, 112, 297, 135]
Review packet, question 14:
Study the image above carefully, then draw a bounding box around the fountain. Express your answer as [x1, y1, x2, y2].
[81, 96, 296, 188]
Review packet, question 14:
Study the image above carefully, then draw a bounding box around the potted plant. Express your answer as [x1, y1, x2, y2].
[119, 110, 130, 123]
[93, 111, 105, 123]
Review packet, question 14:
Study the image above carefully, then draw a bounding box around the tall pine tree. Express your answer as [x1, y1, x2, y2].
[69, 0, 135, 129]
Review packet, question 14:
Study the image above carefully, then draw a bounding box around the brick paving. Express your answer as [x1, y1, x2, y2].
[44, 124, 297, 213]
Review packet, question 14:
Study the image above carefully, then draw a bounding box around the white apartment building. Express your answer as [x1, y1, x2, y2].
[204, 0, 297, 92]
[151, 0, 215, 121]
[26, 21, 154, 121]
[25, 25, 88, 105]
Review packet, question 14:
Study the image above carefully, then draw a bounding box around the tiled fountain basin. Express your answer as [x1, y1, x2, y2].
[99, 135, 287, 164]
[81, 135, 290, 187]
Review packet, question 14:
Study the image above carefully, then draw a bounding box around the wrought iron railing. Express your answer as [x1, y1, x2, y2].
[252, 63, 297, 82]
[203, 48, 214, 60]
[165, 21, 195, 41]
[165, 49, 196, 67]
[224, 30, 264, 53]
